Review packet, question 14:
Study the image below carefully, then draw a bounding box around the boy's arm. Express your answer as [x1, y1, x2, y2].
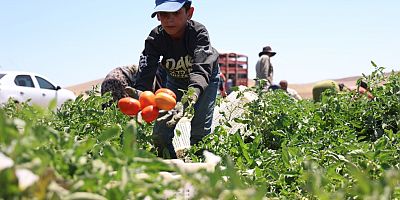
[189, 27, 219, 98]
[134, 34, 161, 92]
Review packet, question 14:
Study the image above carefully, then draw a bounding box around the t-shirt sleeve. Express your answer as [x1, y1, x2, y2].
[189, 26, 219, 97]
[134, 31, 161, 91]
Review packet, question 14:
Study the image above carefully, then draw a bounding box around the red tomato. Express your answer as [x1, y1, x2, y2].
[118, 97, 141, 116]
[139, 91, 156, 109]
[141, 105, 159, 123]
[155, 88, 177, 99]
[155, 92, 176, 111]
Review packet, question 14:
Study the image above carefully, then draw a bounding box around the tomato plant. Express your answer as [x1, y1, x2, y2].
[0, 62, 399, 199]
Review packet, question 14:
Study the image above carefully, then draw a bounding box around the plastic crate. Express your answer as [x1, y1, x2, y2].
[172, 86, 257, 150]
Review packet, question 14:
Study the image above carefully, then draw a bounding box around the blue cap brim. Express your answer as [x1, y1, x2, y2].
[151, 1, 186, 18]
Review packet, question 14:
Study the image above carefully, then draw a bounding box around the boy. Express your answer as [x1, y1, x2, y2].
[133, 0, 220, 158]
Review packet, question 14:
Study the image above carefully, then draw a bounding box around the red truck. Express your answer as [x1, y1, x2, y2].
[218, 53, 248, 92]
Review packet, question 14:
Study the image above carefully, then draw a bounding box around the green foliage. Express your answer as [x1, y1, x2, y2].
[192, 63, 400, 198]
[0, 90, 264, 199]
[0, 63, 399, 199]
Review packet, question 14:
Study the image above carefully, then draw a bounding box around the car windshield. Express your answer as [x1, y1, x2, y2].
[0, 74, 5, 79]
[35, 76, 56, 90]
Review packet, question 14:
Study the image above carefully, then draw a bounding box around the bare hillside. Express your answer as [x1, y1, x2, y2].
[67, 78, 103, 96]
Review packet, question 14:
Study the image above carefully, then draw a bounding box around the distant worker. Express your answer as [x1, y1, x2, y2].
[338, 83, 347, 91]
[359, 80, 371, 93]
[349, 80, 374, 99]
[101, 64, 139, 102]
[279, 80, 302, 100]
[312, 80, 340, 102]
[268, 84, 281, 91]
[255, 46, 275, 89]
[218, 73, 227, 98]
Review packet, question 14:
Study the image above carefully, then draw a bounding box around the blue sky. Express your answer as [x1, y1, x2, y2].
[0, 0, 399, 87]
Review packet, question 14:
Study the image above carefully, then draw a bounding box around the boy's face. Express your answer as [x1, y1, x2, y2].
[157, 7, 194, 40]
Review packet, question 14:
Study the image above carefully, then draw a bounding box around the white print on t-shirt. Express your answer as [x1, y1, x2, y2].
[165, 55, 193, 78]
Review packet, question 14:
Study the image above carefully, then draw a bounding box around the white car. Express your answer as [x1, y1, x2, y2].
[0, 71, 76, 107]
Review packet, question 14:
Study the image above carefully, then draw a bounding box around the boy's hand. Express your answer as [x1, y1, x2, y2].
[181, 87, 199, 105]
[157, 102, 184, 127]
[125, 86, 142, 99]
[155, 87, 198, 127]
[188, 92, 198, 105]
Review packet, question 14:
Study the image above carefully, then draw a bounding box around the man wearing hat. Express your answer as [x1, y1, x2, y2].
[255, 46, 276, 89]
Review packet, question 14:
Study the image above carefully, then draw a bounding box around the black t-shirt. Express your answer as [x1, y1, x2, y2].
[134, 20, 219, 97]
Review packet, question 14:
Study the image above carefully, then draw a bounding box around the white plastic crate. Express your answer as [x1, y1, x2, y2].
[139, 151, 221, 199]
[172, 86, 258, 150]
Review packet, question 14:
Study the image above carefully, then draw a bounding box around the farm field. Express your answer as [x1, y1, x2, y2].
[67, 70, 391, 101]
[66, 74, 363, 100]
[1, 64, 399, 199]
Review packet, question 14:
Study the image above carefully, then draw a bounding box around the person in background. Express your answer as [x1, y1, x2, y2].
[279, 80, 302, 100]
[338, 83, 346, 91]
[101, 64, 166, 103]
[268, 84, 281, 91]
[359, 80, 370, 91]
[101, 64, 139, 102]
[218, 72, 227, 98]
[131, 0, 220, 159]
[255, 46, 275, 90]
[349, 80, 374, 99]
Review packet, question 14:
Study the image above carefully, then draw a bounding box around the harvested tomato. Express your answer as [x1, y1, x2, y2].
[155, 88, 177, 99]
[118, 97, 141, 116]
[139, 91, 156, 109]
[155, 92, 176, 111]
[141, 105, 159, 123]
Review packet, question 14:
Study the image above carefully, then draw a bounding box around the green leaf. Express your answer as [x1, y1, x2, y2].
[65, 192, 107, 200]
[98, 125, 121, 142]
[281, 146, 290, 168]
[122, 120, 138, 157]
